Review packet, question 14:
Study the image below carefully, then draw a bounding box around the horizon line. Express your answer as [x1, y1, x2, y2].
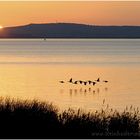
[3, 22, 140, 28]
[0, 0, 140, 1]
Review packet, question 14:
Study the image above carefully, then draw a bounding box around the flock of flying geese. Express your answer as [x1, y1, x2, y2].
[59, 78, 108, 86]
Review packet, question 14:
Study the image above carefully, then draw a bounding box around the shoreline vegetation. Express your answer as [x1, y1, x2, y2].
[0, 97, 139, 138]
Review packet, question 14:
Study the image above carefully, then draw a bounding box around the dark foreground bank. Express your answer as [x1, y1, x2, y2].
[0, 97, 139, 138]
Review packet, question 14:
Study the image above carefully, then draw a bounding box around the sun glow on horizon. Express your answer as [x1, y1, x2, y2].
[0, 25, 3, 29]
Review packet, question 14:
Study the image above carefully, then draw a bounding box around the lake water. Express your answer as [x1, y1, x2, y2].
[0, 39, 140, 111]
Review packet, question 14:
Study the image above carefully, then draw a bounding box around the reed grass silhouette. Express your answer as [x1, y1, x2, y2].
[0, 97, 139, 138]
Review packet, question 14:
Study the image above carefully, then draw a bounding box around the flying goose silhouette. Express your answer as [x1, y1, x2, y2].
[103, 80, 108, 83]
[83, 81, 87, 85]
[96, 78, 100, 82]
[69, 78, 73, 83]
[79, 80, 83, 84]
[88, 80, 92, 84]
[59, 81, 64, 83]
[92, 82, 96, 85]
[73, 81, 78, 84]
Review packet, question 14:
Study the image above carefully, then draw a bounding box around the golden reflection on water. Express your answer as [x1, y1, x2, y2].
[0, 64, 140, 111]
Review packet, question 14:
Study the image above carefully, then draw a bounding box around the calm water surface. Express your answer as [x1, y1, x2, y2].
[0, 39, 140, 111]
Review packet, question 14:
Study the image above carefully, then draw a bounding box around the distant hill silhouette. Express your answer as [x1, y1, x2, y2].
[1, 23, 140, 38]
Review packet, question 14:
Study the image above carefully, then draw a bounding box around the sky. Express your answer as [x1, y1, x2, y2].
[0, 1, 140, 27]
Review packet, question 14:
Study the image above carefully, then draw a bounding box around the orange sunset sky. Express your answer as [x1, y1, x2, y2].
[0, 1, 140, 27]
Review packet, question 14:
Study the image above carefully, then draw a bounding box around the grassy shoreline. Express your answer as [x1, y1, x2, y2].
[0, 97, 139, 138]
